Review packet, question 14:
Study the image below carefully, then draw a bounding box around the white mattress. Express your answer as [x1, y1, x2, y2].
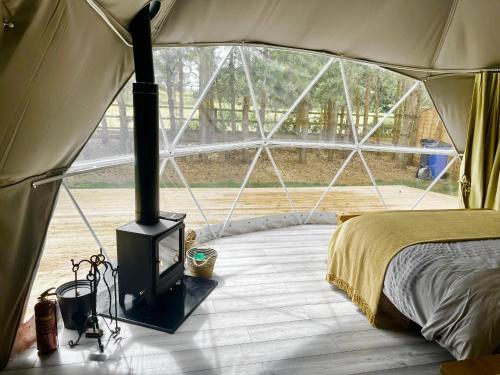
[383, 239, 500, 359]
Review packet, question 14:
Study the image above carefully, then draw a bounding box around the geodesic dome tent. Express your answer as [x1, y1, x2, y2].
[1, 0, 499, 368]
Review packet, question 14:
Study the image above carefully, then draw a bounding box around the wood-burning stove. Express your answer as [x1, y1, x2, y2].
[99, 1, 217, 334]
[116, 217, 185, 309]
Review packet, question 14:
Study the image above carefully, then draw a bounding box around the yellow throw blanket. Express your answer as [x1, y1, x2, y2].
[326, 209, 500, 325]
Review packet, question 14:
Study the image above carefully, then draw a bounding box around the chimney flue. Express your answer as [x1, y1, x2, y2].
[129, 3, 159, 225]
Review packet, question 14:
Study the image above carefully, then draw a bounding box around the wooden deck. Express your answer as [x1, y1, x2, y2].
[26, 186, 457, 323]
[8, 225, 452, 374]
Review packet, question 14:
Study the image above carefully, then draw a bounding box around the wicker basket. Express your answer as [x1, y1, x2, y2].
[186, 246, 218, 278]
[185, 229, 197, 252]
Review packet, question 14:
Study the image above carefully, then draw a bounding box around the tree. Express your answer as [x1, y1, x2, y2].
[296, 100, 310, 163]
[101, 116, 109, 145]
[165, 68, 177, 138]
[338, 105, 346, 140]
[228, 49, 236, 136]
[177, 52, 184, 128]
[395, 88, 422, 168]
[362, 71, 374, 136]
[352, 88, 361, 139]
[148, 46, 416, 168]
[198, 49, 216, 145]
[155, 49, 178, 139]
[372, 73, 381, 143]
[325, 99, 338, 161]
[392, 78, 406, 151]
[117, 92, 130, 153]
[241, 95, 250, 162]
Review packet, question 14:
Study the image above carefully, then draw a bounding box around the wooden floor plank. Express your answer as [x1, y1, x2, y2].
[360, 363, 441, 375]
[262, 344, 451, 375]
[208, 289, 348, 314]
[8, 225, 452, 374]
[128, 335, 341, 374]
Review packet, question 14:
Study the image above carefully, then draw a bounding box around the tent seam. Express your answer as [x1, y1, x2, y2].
[85, 0, 132, 47]
[151, 41, 500, 75]
[0, 167, 68, 190]
[151, 0, 176, 41]
[430, 0, 459, 69]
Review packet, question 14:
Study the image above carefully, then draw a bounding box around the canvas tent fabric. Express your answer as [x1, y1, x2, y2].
[1, 0, 500, 368]
[0, 0, 139, 368]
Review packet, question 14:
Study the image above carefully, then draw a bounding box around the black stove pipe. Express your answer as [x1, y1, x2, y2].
[129, 2, 161, 225]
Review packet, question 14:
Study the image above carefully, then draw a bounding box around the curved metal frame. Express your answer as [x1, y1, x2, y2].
[34, 45, 460, 245]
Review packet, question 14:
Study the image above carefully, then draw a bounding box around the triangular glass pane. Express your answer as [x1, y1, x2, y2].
[228, 150, 297, 223]
[344, 60, 416, 142]
[159, 159, 208, 231]
[244, 46, 331, 134]
[29, 187, 104, 318]
[175, 48, 261, 147]
[270, 147, 354, 214]
[315, 153, 384, 214]
[358, 78, 454, 150]
[158, 116, 170, 152]
[270, 61, 355, 144]
[75, 79, 134, 164]
[413, 157, 460, 210]
[363, 151, 452, 210]
[64, 167, 136, 262]
[174, 149, 258, 225]
[75, 46, 234, 164]
[154, 46, 232, 145]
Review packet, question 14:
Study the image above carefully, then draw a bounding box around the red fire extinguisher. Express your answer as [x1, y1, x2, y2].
[34, 288, 58, 354]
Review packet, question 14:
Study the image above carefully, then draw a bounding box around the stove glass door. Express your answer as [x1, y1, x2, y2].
[158, 230, 180, 276]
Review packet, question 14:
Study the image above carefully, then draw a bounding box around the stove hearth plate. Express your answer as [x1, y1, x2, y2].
[97, 275, 217, 333]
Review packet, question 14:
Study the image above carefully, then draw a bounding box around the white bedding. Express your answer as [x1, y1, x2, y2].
[383, 239, 500, 359]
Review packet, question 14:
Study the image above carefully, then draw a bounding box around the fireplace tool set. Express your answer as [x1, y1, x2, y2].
[56, 248, 120, 352]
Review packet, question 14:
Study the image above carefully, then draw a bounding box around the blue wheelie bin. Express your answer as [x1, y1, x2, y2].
[417, 139, 452, 180]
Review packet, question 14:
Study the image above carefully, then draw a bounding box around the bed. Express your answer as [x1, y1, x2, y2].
[326, 209, 500, 359]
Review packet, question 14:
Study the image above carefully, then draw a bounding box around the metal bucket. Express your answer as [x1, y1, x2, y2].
[55, 280, 93, 331]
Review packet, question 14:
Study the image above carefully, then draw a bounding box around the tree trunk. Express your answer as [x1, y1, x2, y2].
[395, 89, 422, 168]
[321, 105, 327, 140]
[391, 79, 406, 160]
[214, 79, 224, 136]
[373, 74, 380, 143]
[339, 105, 351, 142]
[407, 90, 423, 165]
[229, 50, 236, 137]
[242, 96, 250, 161]
[296, 101, 310, 163]
[259, 95, 267, 133]
[177, 53, 184, 128]
[212, 103, 218, 144]
[117, 93, 129, 153]
[392, 79, 405, 146]
[242, 96, 249, 138]
[199, 100, 209, 145]
[198, 49, 215, 152]
[354, 98, 361, 139]
[327, 99, 338, 161]
[165, 67, 177, 139]
[101, 116, 109, 145]
[209, 97, 217, 143]
[362, 73, 374, 136]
